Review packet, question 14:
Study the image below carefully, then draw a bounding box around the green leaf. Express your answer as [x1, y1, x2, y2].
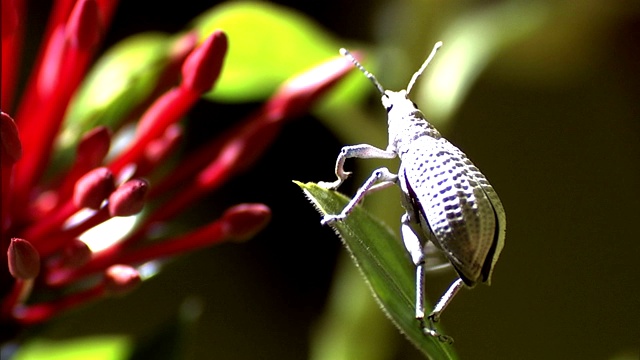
[62, 32, 174, 134]
[190, 1, 341, 102]
[295, 182, 458, 360]
[13, 335, 131, 360]
[54, 32, 176, 167]
[420, 1, 547, 129]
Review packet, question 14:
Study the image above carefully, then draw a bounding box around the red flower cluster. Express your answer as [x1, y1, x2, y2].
[1, 0, 352, 341]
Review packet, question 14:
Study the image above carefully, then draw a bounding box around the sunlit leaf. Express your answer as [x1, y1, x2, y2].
[190, 1, 342, 102]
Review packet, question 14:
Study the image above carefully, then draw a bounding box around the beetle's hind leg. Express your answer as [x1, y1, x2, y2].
[423, 242, 453, 274]
[400, 214, 458, 343]
[426, 278, 465, 343]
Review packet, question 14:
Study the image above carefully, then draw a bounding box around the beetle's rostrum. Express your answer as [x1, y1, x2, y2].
[319, 42, 506, 343]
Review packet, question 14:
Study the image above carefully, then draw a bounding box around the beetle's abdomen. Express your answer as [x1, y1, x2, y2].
[400, 138, 499, 286]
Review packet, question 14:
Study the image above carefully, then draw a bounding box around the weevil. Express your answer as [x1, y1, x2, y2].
[318, 42, 506, 343]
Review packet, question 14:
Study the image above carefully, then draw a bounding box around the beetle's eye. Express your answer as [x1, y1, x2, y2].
[381, 94, 393, 112]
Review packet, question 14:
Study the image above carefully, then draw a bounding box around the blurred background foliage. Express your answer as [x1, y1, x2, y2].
[12, 0, 639, 359]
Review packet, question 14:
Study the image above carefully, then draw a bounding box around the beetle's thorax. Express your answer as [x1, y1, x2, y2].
[382, 90, 441, 154]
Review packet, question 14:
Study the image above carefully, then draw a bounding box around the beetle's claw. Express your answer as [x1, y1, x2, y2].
[420, 316, 454, 344]
[320, 214, 345, 226]
[422, 326, 454, 344]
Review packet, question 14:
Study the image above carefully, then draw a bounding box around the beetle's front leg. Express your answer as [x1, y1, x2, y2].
[318, 144, 396, 190]
[321, 167, 397, 225]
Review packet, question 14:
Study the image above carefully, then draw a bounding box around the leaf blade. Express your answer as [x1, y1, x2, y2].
[295, 181, 458, 360]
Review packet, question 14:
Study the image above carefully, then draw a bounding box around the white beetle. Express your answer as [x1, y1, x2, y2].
[319, 42, 506, 343]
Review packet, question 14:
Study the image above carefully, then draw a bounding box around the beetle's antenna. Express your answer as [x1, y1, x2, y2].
[406, 41, 442, 95]
[340, 48, 385, 95]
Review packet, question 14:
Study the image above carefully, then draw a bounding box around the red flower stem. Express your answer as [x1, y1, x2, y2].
[13, 0, 117, 119]
[43, 51, 352, 262]
[134, 124, 183, 177]
[148, 32, 198, 99]
[48, 214, 230, 287]
[26, 30, 228, 252]
[1, 169, 17, 233]
[11, 74, 64, 214]
[55, 203, 268, 286]
[108, 114, 279, 257]
[149, 52, 354, 199]
[18, 130, 110, 247]
[1, 112, 22, 232]
[41, 52, 350, 288]
[1, 0, 25, 111]
[146, 67, 315, 199]
[108, 30, 227, 177]
[1, 163, 13, 231]
[114, 115, 276, 251]
[123, 54, 354, 248]
[35, 206, 111, 258]
[11, 27, 69, 213]
[11, 0, 72, 120]
[20, 200, 79, 243]
[107, 88, 199, 177]
[51, 126, 112, 207]
[0, 279, 29, 319]
[13, 283, 106, 325]
[147, 127, 229, 197]
[112, 219, 227, 266]
[11, 0, 113, 221]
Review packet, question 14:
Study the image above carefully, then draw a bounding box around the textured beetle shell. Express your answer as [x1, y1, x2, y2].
[384, 91, 506, 287]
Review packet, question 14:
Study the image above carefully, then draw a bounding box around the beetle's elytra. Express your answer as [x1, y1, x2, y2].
[319, 42, 506, 343]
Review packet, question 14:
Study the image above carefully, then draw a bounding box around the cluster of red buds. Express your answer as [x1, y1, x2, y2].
[1, 0, 352, 342]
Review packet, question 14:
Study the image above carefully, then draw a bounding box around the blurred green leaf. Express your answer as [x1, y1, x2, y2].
[13, 336, 131, 360]
[190, 1, 341, 102]
[295, 182, 458, 360]
[55, 32, 176, 166]
[421, 1, 547, 128]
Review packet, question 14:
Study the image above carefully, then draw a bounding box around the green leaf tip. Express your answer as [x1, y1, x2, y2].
[295, 181, 458, 359]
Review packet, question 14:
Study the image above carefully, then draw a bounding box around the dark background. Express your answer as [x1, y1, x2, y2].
[19, 1, 640, 359]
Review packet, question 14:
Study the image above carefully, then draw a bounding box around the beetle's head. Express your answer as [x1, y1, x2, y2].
[382, 90, 418, 114]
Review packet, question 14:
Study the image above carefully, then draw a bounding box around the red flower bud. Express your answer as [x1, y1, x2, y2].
[1, 111, 22, 164]
[8, 238, 41, 279]
[264, 53, 355, 120]
[66, 0, 102, 50]
[181, 30, 228, 93]
[61, 239, 93, 268]
[222, 203, 271, 242]
[76, 126, 112, 168]
[108, 178, 149, 216]
[73, 167, 115, 209]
